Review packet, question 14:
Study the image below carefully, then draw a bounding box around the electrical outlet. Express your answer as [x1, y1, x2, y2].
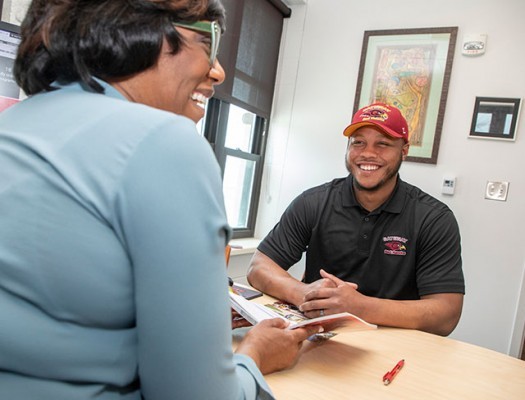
[485, 181, 509, 201]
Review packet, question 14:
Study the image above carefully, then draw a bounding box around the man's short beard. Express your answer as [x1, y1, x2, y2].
[346, 154, 403, 192]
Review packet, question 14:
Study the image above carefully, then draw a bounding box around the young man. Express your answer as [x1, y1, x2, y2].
[247, 103, 465, 336]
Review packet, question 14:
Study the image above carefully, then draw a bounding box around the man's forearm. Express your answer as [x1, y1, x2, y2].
[353, 293, 463, 336]
[247, 251, 306, 305]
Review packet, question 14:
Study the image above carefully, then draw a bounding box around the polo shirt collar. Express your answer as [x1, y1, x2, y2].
[343, 174, 406, 214]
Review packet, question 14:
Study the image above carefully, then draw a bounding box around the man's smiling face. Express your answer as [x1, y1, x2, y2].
[345, 126, 409, 193]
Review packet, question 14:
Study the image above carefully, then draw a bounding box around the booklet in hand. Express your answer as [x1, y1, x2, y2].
[229, 291, 377, 332]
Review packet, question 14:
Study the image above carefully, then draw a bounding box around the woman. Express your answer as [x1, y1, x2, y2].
[0, 1, 318, 399]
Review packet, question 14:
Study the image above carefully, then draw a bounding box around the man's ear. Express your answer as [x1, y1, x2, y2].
[401, 143, 410, 160]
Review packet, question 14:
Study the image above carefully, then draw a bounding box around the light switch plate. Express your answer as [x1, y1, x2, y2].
[485, 181, 509, 201]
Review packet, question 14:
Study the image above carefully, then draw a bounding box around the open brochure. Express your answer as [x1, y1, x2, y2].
[229, 291, 377, 332]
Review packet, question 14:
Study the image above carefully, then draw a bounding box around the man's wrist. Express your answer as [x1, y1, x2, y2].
[289, 281, 309, 305]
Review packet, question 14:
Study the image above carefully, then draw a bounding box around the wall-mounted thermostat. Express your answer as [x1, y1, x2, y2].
[442, 176, 456, 195]
[462, 34, 487, 56]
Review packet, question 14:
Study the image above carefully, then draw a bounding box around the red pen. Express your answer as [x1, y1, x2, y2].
[382, 359, 405, 385]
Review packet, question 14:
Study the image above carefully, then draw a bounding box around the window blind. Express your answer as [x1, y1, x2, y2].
[215, 0, 290, 119]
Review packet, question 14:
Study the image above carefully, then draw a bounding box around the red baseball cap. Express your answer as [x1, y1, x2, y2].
[343, 103, 409, 142]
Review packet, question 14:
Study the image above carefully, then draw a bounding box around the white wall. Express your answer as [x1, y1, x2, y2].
[259, 0, 525, 356]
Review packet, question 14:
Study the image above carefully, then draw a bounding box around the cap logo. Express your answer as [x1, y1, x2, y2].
[359, 105, 390, 123]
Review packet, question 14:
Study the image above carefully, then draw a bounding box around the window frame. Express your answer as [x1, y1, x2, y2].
[203, 98, 268, 238]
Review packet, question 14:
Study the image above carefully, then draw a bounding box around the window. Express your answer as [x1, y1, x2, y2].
[203, 99, 267, 238]
[222, 104, 257, 229]
[200, 0, 290, 238]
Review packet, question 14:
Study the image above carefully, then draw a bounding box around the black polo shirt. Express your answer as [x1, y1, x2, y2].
[258, 175, 464, 300]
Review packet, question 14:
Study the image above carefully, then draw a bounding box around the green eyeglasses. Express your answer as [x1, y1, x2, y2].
[173, 20, 221, 66]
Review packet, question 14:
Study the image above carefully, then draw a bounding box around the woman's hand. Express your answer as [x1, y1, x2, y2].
[231, 309, 252, 329]
[235, 318, 320, 374]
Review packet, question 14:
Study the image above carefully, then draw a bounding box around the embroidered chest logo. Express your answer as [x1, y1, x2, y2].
[383, 236, 408, 256]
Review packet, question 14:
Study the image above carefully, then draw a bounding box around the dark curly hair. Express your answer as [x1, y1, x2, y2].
[14, 0, 226, 95]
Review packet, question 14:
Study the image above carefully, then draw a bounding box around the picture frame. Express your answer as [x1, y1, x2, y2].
[469, 97, 521, 141]
[353, 27, 458, 164]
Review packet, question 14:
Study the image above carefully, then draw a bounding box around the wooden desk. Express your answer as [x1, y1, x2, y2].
[233, 296, 525, 399]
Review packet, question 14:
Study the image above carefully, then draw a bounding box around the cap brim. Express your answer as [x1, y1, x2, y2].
[343, 121, 406, 140]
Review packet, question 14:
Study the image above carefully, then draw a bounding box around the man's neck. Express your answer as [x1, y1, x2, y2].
[353, 179, 397, 212]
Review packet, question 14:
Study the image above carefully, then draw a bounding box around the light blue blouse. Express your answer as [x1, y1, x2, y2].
[0, 80, 272, 399]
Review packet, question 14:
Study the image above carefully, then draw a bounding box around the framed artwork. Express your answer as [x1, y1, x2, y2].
[353, 27, 458, 164]
[469, 97, 521, 141]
